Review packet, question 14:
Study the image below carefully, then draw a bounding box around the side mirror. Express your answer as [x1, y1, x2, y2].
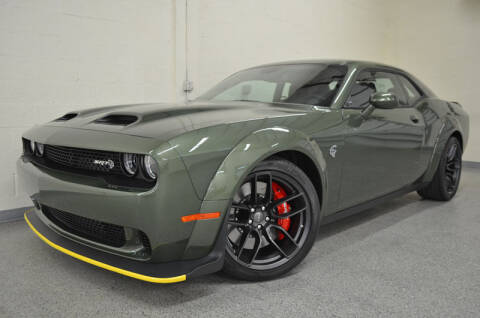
[370, 92, 398, 109]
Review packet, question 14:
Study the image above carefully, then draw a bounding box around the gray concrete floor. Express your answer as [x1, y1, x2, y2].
[1, 167, 479, 318]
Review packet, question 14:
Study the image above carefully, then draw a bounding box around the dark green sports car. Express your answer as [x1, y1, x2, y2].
[18, 60, 469, 282]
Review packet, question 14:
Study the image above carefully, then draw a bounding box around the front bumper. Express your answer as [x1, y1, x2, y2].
[25, 209, 186, 283]
[18, 149, 230, 282]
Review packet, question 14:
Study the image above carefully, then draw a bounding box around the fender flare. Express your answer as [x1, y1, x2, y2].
[422, 117, 463, 183]
[203, 126, 328, 212]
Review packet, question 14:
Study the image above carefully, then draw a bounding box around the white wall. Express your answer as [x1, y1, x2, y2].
[0, 0, 181, 210]
[385, 0, 480, 161]
[187, 0, 392, 98]
[0, 0, 478, 211]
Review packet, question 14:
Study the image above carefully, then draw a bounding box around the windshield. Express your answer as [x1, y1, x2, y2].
[197, 63, 348, 107]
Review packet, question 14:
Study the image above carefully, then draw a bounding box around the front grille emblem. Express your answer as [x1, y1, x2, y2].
[93, 159, 115, 169]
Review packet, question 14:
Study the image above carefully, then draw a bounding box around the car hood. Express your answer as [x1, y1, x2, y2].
[45, 101, 312, 141]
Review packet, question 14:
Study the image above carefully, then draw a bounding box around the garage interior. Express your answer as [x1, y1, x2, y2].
[1, 0, 479, 317]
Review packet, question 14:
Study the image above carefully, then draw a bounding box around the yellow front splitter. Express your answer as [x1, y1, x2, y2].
[24, 211, 186, 284]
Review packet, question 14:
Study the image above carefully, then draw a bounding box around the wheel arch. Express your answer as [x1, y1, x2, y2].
[451, 130, 463, 152]
[422, 121, 464, 183]
[203, 127, 327, 213]
[265, 150, 323, 209]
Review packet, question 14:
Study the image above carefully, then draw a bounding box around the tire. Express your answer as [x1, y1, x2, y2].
[223, 159, 320, 281]
[417, 136, 462, 201]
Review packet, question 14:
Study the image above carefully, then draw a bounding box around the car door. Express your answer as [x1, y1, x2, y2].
[337, 70, 426, 210]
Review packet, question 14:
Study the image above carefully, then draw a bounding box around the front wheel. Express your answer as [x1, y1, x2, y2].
[223, 159, 320, 281]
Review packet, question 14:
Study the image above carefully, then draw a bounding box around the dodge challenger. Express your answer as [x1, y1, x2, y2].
[18, 60, 469, 282]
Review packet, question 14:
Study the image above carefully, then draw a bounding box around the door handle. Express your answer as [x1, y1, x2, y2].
[410, 115, 419, 123]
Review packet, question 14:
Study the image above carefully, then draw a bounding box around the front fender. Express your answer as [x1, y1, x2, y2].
[202, 127, 327, 206]
[170, 124, 327, 260]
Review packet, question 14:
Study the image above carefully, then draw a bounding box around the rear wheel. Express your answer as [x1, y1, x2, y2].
[418, 136, 462, 201]
[223, 159, 320, 281]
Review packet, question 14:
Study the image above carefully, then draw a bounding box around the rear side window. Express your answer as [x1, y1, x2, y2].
[397, 75, 422, 105]
[345, 71, 408, 108]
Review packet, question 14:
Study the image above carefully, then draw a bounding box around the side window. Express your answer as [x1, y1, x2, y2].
[374, 72, 408, 106]
[397, 75, 422, 105]
[346, 71, 408, 108]
[345, 71, 376, 109]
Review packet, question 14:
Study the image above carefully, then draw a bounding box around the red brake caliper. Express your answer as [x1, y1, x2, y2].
[272, 181, 291, 240]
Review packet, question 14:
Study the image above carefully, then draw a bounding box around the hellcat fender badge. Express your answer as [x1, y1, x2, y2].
[329, 145, 337, 158]
[93, 159, 115, 169]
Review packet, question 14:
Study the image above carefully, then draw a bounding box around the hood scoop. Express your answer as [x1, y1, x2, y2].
[94, 114, 138, 126]
[55, 113, 78, 121]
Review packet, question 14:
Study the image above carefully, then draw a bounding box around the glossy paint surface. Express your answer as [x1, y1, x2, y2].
[19, 60, 469, 265]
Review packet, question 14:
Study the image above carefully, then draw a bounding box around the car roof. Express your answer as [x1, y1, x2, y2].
[238, 59, 436, 98]
[250, 59, 404, 72]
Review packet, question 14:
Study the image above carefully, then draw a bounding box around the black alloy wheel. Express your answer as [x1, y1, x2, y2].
[418, 136, 462, 201]
[223, 159, 320, 281]
[444, 141, 462, 195]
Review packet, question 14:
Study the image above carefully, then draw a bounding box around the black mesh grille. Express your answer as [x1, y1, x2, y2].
[44, 145, 123, 175]
[42, 206, 126, 247]
[22, 140, 156, 189]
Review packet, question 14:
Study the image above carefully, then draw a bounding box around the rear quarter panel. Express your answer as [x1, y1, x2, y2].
[420, 98, 469, 182]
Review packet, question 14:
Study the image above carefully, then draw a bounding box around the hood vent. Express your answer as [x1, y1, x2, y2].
[94, 114, 138, 126]
[55, 113, 78, 121]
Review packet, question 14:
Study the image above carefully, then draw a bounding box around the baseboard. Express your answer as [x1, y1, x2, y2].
[463, 161, 480, 168]
[0, 206, 33, 223]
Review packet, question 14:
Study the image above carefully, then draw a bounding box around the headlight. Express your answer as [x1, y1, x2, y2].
[35, 142, 44, 156]
[143, 155, 158, 180]
[29, 140, 35, 153]
[122, 153, 138, 176]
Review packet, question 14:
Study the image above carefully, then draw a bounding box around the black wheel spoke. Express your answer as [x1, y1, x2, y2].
[264, 227, 289, 258]
[236, 228, 252, 259]
[444, 142, 461, 194]
[231, 204, 250, 211]
[227, 220, 248, 227]
[246, 231, 262, 265]
[273, 207, 307, 219]
[446, 174, 454, 186]
[447, 144, 458, 161]
[269, 224, 298, 247]
[264, 173, 273, 205]
[446, 163, 456, 173]
[270, 192, 304, 208]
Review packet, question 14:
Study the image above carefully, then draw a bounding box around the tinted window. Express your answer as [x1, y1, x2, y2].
[197, 64, 348, 107]
[398, 75, 422, 105]
[346, 71, 407, 108]
[346, 71, 376, 109]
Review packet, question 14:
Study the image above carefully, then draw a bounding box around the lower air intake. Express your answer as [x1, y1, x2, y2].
[42, 206, 126, 248]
